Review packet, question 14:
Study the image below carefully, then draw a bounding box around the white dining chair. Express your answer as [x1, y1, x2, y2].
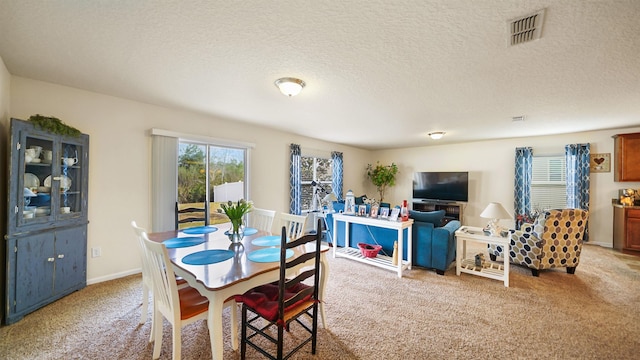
[140, 230, 214, 360]
[131, 220, 188, 343]
[278, 213, 308, 240]
[131, 221, 158, 342]
[248, 208, 276, 234]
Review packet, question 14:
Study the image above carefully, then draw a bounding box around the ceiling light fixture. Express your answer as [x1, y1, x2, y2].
[274, 77, 306, 97]
[428, 132, 445, 140]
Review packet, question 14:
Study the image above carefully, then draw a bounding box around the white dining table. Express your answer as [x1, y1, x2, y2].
[149, 225, 330, 360]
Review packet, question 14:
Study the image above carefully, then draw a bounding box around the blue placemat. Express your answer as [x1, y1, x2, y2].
[181, 226, 218, 234]
[251, 235, 284, 247]
[223, 227, 259, 236]
[247, 248, 294, 263]
[162, 237, 205, 249]
[243, 227, 258, 236]
[182, 250, 234, 265]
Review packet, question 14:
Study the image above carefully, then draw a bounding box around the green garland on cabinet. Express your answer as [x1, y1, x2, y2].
[28, 114, 82, 137]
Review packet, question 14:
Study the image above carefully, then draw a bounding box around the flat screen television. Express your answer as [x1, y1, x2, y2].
[413, 171, 469, 203]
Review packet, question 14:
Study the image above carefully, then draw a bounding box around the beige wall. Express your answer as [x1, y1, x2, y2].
[9, 77, 371, 283]
[5, 73, 640, 283]
[371, 128, 640, 248]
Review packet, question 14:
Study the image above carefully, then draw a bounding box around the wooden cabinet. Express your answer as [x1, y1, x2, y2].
[613, 132, 640, 181]
[412, 201, 464, 223]
[4, 118, 89, 324]
[613, 205, 640, 253]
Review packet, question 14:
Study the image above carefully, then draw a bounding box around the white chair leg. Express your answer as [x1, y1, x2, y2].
[148, 300, 155, 343]
[140, 281, 149, 325]
[173, 322, 182, 360]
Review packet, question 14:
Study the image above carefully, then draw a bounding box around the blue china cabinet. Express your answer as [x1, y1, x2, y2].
[4, 118, 89, 324]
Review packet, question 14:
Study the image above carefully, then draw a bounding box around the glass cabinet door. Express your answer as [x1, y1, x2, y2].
[13, 124, 88, 232]
[20, 134, 55, 226]
[58, 141, 84, 219]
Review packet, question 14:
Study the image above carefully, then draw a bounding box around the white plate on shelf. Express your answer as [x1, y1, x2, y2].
[44, 175, 72, 192]
[24, 173, 40, 188]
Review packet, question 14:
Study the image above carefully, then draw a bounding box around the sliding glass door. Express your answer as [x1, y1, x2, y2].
[178, 141, 247, 226]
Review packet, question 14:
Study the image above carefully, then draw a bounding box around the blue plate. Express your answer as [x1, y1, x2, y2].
[163, 237, 205, 249]
[182, 250, 234, 265]
[223, 227, 259, 236]
[251, 235, 284, 247]
[247, 248, 294, 263]
[181, 226, 218, 235]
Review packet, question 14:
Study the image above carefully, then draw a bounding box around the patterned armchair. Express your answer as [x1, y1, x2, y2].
[488, 209, 589, 276]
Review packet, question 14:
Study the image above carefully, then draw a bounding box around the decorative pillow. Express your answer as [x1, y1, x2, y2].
[409, 210, 446, 226]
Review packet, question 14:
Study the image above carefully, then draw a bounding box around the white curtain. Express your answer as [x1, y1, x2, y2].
[151, 135, 178, 232]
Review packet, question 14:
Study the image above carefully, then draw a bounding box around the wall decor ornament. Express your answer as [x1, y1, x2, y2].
[590, 153, 610, 172]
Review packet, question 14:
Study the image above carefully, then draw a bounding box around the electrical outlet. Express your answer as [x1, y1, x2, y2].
[91, 247, 101, 258]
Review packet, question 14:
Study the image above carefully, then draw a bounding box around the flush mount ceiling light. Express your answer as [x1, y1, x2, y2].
[428, 132, 445, 140]
[274, 77, 306, 97]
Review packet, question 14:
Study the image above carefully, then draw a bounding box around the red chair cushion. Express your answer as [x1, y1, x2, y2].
[240, 282, 312, 321]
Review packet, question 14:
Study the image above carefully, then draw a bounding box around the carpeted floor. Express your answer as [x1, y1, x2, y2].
[1, 244, 639, 359]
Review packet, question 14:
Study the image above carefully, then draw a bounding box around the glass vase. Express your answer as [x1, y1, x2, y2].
[228, 222, 244, 244]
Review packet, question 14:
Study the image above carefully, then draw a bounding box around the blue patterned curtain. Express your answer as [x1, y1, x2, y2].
[289, 144, 302, 215]
[565, 143, 590, 210]
[331, 151, 344, 200]
[514, 147, 533, 228]
[565, 143, 590, 241]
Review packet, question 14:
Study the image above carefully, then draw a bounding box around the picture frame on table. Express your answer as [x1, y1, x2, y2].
[370, 204, 379, 218]
[379, 207, 389, 219]
[358, 205, 367, 216]
[388, 208, 400, 221]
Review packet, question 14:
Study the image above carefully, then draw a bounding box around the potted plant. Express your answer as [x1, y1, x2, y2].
[366, 162, 399, 203]
[219, 199, 253, 243]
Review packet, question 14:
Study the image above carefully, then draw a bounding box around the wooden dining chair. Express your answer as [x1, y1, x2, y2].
[240, 220, 322, 360]
[131, 221, 188, 343]
[278, 212, 308, 240]
[175, 202, 208, 230]
[249, 208, 276, 233]
[139, 230, 214, 360]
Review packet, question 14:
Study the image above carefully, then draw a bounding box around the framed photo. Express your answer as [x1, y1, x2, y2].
[358, 205, 367, 216]
[370, 204, 379, 218]
[388, 208, 400, 221]
[590, 153, 611, 173]
[379, 207, 390, 219]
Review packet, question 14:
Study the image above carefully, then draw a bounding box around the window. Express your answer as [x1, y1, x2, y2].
[301, 155, 333, 213]
[178, 141, 247, 226]
[531, 155, 566, 211]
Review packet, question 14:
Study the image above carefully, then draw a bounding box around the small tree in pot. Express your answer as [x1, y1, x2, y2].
[366, 162, 399, 203]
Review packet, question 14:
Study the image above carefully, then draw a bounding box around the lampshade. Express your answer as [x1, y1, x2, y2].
[480, 202, 511, 220]
[274, 77, 306, 97]
[428, 132, 445, 140]
[322, 192, 338, 203]
[480, 202, 511, 236]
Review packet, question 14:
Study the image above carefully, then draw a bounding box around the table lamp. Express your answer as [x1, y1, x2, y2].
[480, 202, 511, 236]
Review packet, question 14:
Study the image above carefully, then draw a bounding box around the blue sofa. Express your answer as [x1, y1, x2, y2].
[324, 203, 461, 275]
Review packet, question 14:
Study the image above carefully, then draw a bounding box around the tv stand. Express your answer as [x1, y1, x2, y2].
[413, 201, 464, 223]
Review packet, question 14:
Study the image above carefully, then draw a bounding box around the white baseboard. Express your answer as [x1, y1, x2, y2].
[87, 268, 141, 285]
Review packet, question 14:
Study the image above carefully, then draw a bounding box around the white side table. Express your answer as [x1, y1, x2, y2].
[455, 226, 510, 287]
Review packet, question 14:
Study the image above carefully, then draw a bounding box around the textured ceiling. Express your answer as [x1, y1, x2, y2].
[1, 0, 639, 150]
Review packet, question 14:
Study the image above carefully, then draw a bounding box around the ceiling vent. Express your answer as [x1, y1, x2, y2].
[509, 9, 545, 46]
